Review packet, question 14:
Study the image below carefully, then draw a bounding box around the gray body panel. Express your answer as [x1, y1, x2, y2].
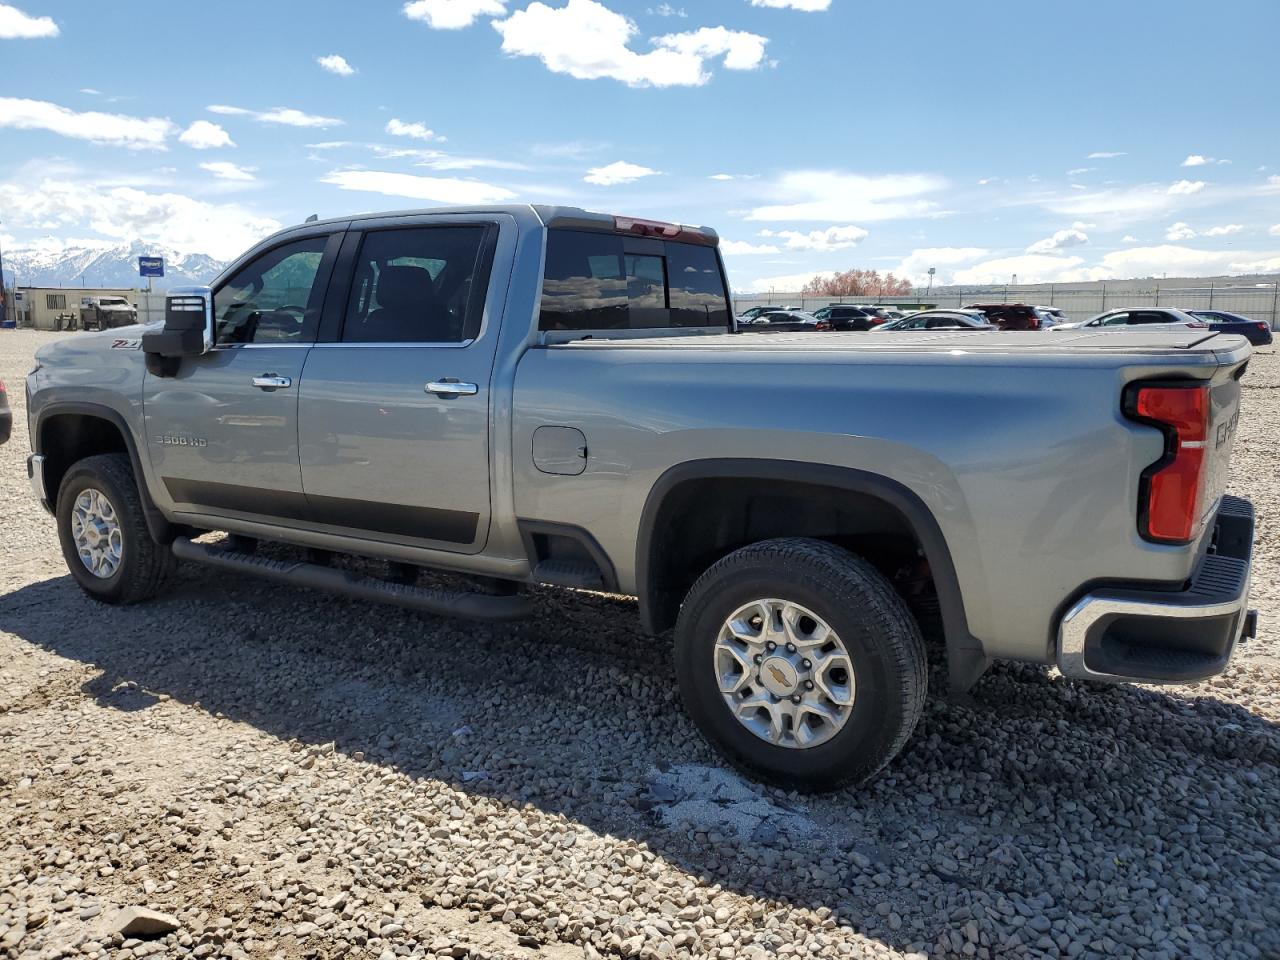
[25, 205, 1253, 670]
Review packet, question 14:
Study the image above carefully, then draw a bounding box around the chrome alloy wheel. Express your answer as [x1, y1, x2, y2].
[714, 598, 855, 749]
[70, 488, 123, 579]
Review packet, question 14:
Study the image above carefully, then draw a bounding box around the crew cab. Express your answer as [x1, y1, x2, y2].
[24, 204, 1258, 791]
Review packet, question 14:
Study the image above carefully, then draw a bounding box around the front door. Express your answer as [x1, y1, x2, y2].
[297, 218, 504, 554]
[143, 231, 341, 521]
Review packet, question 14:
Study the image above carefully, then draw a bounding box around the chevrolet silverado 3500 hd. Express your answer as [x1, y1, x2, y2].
[23, 204, 1257, 790]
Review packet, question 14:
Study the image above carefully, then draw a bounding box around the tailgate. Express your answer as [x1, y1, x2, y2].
[1201, 354, 1247, 524]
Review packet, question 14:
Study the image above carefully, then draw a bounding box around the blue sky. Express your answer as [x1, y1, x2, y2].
[1, 0, 1278, 290]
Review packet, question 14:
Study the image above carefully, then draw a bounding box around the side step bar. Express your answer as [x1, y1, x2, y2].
[171, 537, 533, 622]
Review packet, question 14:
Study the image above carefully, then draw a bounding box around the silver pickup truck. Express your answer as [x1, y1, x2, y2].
[23, 204, 1257, 791]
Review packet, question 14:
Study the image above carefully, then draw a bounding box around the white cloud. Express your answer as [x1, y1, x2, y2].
[747, 170, 946, 221]
[386, 118, 438, 141]
[1203, 224, 1242, 237]
[709, 173, 736, 181]
[1041, 181, 1216, 224]
[208, 104, 343, 128]
[0, 3, 57, 38]
[178, 120, 234, 150]
[891, 247, 989, 285]
[650, 3, 686, 15]
[977, 177, 998, 185]
[403, 0, 506, 29]
[0, 176, 281, 260]
[1165, 222, 1196, 241]
[748, 0, 830, 8]
[199, 161, 256, 182]
[0, 97, 174, 149]
[1089, 244, 1280, 280]
[1087, 151, 1126, 159]
[953, 254, 1086, 285]
[1168, 179, 1205, 196]
[1122, 234, 1139, 243]
[1026, 227, 1089, 254]
[317, 54, 356, 76]
[720, 239, 780, 255]
[1067, 167, 1093, 176]
[743, 270, 825, 293]
[492, 0, 768, 87]
[1182, 154, 1230, 167]
[1270, 224, 1280, 238]
[759, 224, 868, 251]
[583, 160, 661, 185]
[320, 169, 516, 204]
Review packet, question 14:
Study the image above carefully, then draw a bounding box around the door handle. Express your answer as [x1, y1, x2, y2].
[425, 379, 478, 397]
[251, 375, 292, 390]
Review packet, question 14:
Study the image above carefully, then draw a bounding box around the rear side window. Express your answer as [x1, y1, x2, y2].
[342, 226, 492, 343]
[539, 229, 730, 331]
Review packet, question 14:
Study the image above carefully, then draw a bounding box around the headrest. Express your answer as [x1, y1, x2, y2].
[377, 265, 435, 311]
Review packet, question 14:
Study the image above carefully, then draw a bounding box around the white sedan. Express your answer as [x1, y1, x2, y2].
[1051, 308, 1208, 333]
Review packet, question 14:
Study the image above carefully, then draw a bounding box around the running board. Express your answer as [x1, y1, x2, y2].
[171, 537, 532, 622]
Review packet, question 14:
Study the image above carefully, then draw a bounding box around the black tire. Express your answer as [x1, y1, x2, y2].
[56, 453, 175, 605]
[674, 537, 927, 792]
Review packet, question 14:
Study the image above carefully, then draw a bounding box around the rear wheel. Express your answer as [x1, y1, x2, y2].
[56, 453, 175, 604]
[674, 537, 926, 792]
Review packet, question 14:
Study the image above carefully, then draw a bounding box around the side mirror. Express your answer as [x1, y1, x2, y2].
[141, 286, 214, 376]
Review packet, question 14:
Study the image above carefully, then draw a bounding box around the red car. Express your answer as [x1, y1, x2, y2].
[962, 302, 1042, 331]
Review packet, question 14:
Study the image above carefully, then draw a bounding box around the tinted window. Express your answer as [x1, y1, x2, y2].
[214, 235, 329, 345]
[343, 226, 490, 343]
[831, 308, 866, 319]
[539, 229, 729, 331]
[667, 242, 730, 327]
[1130, 311, 1170, 325]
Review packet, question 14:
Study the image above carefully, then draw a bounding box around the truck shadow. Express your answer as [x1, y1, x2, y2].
[2, 564, 1277, 957]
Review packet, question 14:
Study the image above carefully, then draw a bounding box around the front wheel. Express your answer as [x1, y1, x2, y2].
[674, 538, 927, 792]
[56, 453, 175, 604]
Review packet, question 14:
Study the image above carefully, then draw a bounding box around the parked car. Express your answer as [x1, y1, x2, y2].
[85, 296, 139, 331]
[25, 203, 1257, 792]
[962, 303, 1041, 331]
[737, 305, 794, 323]
[1189, 310, 1274, 346]
[0, 378, 10, 445]
[1053, 308, 1209, 333]
[743, 309, 822, 331]
[1035, 306, 1070, 328]
[812, 304, 884, 331]
[873, 309, 996, 332]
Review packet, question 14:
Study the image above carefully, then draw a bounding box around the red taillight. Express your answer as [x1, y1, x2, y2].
[1129, 384, 1210, 543]
[870, 316, 886, 325]
[1258, 323, 1269, 332]
[613, 216, 681, 238]
[816, 320, 831, 331]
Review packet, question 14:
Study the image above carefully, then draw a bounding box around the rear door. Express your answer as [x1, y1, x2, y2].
[143, 229, 342, 520]
[296, 215, 507, 554]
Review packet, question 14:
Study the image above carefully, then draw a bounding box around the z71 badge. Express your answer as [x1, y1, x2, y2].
[110, 338, 142, 350]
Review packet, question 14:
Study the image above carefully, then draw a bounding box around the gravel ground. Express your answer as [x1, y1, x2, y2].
[1, 327, 1277, 960]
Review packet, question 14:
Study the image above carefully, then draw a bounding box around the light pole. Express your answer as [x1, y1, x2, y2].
[925, 267, 935, 302]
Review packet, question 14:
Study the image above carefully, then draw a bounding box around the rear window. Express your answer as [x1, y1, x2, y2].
[539, 229, 730, 331]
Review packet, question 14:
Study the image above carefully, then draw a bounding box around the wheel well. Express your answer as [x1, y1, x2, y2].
[39, 413, 129, 502]
[641, 476, 928, 636]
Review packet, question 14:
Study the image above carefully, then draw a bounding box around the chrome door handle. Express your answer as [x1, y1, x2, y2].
[251, 375, 292, 390]
[425, 379, 478, 397]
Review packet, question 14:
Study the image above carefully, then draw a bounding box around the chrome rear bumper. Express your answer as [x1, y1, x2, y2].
[1057, 495, 1256, 683]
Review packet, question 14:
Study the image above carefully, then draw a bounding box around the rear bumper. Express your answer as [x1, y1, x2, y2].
[1057, 495, 1256, 683]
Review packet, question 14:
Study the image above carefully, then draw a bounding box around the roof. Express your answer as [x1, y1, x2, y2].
[270, 203, 718, 243]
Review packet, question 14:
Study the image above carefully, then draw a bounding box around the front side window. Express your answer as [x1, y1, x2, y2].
[342, 226, 491, 343]
[214, 235, 330, 345]
[539, 229, 730, 331]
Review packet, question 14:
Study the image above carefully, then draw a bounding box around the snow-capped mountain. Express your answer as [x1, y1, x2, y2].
[2, 240, 228, 289]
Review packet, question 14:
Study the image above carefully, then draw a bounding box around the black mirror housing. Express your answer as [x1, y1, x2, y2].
[141, 287, 214, 375]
